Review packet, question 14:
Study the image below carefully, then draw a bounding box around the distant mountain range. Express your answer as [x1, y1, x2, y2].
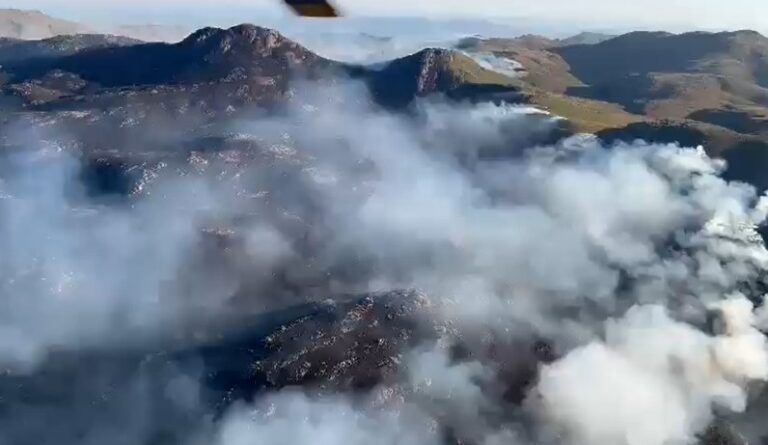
[0, 8, 86, 39]
[0, 24, 532, 163]
[459, 30, 768, 141]
[0, 8, 190, 42]
[4, 9, 768, 188]
[457, 29, 768, 188]
[0, 23, 521, 111]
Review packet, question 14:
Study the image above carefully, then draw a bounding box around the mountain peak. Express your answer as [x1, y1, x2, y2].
[3, 23, 331, 88]
[727, 29, 764, 36]
[724, 29, 768, 43]
[181, 24, 287, 51]
[559, 31, 615, 46]
[410, 47, 454, 61]
[365, 47, 520, 108]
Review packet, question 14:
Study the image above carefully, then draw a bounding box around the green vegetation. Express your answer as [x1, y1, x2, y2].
[529, 90, 643, 134]
[444, 52, 518, 86]
[460, 30, 768, 153]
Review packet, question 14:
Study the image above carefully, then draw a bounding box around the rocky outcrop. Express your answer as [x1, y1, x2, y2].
[0, 290, 440, 443]
[364, 48, 523, 108]
[252, 290, 436, 392]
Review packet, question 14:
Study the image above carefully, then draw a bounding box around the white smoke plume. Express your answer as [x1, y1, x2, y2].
[535, 295, 768, 445]
[460, 51, 524, 78]
[209, 391, 439, 445]
[1, 76, 768, 445]
[0, 147, 294, 371]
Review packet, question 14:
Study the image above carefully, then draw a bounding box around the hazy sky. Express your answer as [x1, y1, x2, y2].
[2, 0, 767, 33]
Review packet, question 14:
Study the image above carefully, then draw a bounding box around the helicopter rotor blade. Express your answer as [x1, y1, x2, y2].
[283, 0, 340, 17]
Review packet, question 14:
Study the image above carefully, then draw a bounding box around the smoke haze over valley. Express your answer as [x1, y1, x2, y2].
[2, 3, 768, 445]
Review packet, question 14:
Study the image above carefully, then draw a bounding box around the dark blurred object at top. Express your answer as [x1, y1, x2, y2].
[283, 0, 340, 17]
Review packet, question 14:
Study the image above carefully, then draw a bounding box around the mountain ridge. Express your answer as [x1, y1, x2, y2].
[0, 24, 521, 112]
[458, 28, 768, 153]
[6, 21, 768, 160]
[4, 24, 333, 86]
[0, 24, 525, 159]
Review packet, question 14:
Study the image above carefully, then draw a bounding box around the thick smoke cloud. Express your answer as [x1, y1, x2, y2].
[218, 86, 768, 444]
[0, 146, 293, 371]
[210, 391, 440, 445]
[534, 296, 768, 445]
[233, 86, 768, 340]
[2, 75, 768, 445]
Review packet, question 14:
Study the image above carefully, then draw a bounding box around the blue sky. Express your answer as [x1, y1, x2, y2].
[2, 0, 767, 33]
